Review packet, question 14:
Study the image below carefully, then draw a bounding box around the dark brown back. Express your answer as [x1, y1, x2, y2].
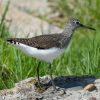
[7, 33, 70, 49]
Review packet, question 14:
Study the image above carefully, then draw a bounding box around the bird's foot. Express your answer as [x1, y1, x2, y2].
[52, 87, 66, 95]
[57, 88, 66, 95]
[35, 81, 47, 93]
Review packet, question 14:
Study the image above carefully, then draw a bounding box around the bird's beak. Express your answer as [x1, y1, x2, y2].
[80, 24, 96, 30]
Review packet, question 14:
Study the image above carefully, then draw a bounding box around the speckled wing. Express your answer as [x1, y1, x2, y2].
[7, 34, 65, 49]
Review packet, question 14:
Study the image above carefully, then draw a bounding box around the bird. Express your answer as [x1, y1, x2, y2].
[7, 18, 95, 91]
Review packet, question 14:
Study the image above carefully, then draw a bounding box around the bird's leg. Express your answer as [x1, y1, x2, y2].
[48, 63, 57, 91]
[35, 62, 47, 92]
[36, 61, 41, 86]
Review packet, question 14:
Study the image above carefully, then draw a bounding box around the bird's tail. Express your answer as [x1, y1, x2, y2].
[7, 38, 17, 44]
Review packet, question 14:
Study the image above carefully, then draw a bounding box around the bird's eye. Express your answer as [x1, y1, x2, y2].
[76, 21, 80, 24]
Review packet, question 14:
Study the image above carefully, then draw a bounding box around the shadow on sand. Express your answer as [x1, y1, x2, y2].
[44, 75, 96, 90]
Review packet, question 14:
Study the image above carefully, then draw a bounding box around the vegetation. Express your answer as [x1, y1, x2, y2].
[0, 0, 100, 89]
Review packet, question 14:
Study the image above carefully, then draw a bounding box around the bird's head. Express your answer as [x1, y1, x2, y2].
[68, 18, 95, 31]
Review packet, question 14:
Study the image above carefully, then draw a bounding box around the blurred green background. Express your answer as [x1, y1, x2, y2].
[0, 0, 100, 90]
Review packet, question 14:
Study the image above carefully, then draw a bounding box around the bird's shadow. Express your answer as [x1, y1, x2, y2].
[43, 75, 96, 90]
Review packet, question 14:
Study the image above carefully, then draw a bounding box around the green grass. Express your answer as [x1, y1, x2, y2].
[0, 0, 100, 90]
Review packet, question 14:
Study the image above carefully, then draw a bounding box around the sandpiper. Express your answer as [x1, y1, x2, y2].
[7, 18, 95, 91]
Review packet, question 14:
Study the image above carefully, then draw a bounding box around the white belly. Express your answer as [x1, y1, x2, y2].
[15, 43, 65, 63]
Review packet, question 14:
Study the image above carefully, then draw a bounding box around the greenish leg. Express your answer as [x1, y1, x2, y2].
[37, 61, 41, 85]
[36, 62, 47, 92]
[48, 63, 57, 91]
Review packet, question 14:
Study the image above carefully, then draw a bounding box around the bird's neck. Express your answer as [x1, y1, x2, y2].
[63, 23, 75, 38]
[61, 24, 75, 48]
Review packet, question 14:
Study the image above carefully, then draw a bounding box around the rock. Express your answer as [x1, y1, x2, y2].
[0, 76, 100, 100]
[12, 0, 52, 16]
[7, 8, 62, 38]
[0, 0, 62, 38]
[1, 0, 52, 16]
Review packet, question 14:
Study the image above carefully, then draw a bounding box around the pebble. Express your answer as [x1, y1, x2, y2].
[84, 84, 96, 91]
[89, 97, 96, 100]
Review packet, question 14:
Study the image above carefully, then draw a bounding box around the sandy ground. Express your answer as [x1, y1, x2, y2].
[0, 75, 100, 100]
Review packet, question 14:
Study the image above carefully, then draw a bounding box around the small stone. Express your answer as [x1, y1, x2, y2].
[84, 84, 96, 91]
[89, 97, 96, 100]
